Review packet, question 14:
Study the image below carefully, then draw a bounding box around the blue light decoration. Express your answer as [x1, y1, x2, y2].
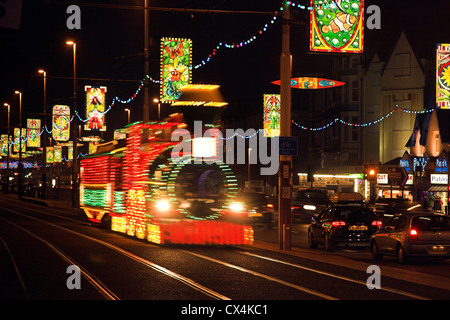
[292, 107, 435, 131]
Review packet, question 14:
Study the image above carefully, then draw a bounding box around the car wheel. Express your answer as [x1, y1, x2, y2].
[308, 230, 318, 249]
[324, 233, 335, 252]
[397, 244, 409, 264]
[370, 241, 383, 261]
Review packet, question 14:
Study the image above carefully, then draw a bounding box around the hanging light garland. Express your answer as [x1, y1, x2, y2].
[292, 107, 435, 131]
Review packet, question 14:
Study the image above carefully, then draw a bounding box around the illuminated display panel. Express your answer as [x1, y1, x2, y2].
[13, 128, 26, 153]
[26, 119, 41, 148]
[52, 105, 70, 141]
[46, 147, 54, 163]
[436, 43, 450, 109]
[310, 0, 364, 53]
[85, 86, 107, 131]
[160, 37, 192, 103]
[263, 94, 281, 137]
[0, 135, 8, 156]
[271, 77, 346, 89]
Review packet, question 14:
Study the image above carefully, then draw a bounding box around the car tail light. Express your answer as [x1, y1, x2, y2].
[267, 204, 274, 208]
[410, 229, 418, 237]
[371, 220, 383, 227]
[332, 221, 346, 227]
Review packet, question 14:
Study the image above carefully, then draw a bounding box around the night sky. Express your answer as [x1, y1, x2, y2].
[1, 0, 450, 141]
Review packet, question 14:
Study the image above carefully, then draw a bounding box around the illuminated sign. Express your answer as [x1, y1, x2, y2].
[85, 86, 107, 131]
[26, 118, 41, 148]
[271, 77, 346, 89]
[52, 105, 70, 141]
[435, 158, 448, 173]
[13, 128, 26, 153]
[46, 147, 54, 164]
[263, 94, 281, 137]
[160, 37, 192, 103]
[310, 0, 364, 53]
[430, 174, 448, 184]
[0, 135, 8, 156]
[377, 173, 388, 184]
[436, 43, 450, 109]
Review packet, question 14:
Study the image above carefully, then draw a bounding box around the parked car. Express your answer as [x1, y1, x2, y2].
[370, 198, 422, 221]
[308, 193, 382, 251]
[233, 192, 274, 225]
[370, 212, 450, 263]
[291, 188, 329, 223]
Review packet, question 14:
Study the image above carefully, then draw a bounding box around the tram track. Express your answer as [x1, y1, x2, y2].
[0, 198, 229, 300]
[0, 196, 448, 300]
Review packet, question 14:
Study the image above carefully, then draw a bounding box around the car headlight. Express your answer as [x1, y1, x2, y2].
[303, 205, 316, 211]
[229, 202, 244, 212]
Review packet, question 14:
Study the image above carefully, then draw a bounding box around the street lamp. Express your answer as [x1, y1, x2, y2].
[3, 103, 11, 194]
[125, 108, 130, 124]
[66, 40, 79, 208]
[38, 69, 47, 200]
[14, 90, 23, 198]
[153, 98, 160, 120]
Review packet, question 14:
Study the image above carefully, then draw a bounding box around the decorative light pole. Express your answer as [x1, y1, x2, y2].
[66, 40, 79, 208]
[38, 69, 47, 200]
[3, 103, 11, 194]
[14, 90, 23, 198]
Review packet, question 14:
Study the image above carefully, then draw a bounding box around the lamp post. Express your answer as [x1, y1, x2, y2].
[14, 91, 23, 198]
[3, 103, 10, 194]
[125, 108, 130, 124]
[38, 69, 47, 200]
[153, 98, 160, 120]
[66, 40, 79, 208]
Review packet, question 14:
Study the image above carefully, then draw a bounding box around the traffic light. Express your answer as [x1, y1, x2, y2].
[364, 164, 378, 181]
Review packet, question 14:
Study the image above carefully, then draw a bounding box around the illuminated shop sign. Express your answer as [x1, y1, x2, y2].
[430, 174, 448, 185]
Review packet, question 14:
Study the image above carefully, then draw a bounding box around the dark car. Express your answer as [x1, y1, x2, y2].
[370, 212, 450, 263]
[291, 188, 329, 223]
[370, 198, 422, 221]
[233, 192, 274, 225]
[308, 203, 383, 251]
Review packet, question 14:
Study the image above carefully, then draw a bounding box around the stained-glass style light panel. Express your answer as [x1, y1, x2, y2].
[26, 118, 41, 148]
[436, 43, 450, 109]
[0, 135, 8, 156]
[52, 105, 70, 141]
[160, 37, 192, 103]
[271, 77, 346, 89]
[263, 94, 281, 138]
[310, 0, 364, 53]
[46, 147, 54, 164]
[85, 86, 107, 131]
[13, 128, 26, 153]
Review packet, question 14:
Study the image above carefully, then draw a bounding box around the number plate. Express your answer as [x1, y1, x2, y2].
[349, 225, 368, 231]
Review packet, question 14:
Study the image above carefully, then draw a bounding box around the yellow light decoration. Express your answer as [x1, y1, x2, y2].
[147, 224, 162, 244]
[111, 216, 127, 233]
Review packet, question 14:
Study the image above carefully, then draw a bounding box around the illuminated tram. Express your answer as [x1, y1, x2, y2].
[79, 114, 254, 245]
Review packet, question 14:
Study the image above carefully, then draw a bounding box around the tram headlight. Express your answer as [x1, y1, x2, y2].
[229, 202, 244, 212]
[156, 199, 171, 212]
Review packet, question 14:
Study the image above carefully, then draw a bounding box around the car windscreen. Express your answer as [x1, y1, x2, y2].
[333, 207, 375, 224]
[411, 216, 450, 231]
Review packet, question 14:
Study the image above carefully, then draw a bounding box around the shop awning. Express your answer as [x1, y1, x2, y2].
[428, 185, 448, 192]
